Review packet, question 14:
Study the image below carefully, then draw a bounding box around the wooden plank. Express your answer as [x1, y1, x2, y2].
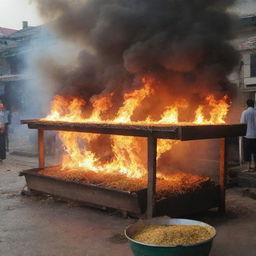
[21, 168, 219, 217]
[179, 124, 247, 141]
[156, 185, 219, 217]
[21, 168, 142, 215]
[147, 135, 157, 218]
[219, 138, 228, 213]
[38, 129, 45, 168]
[22, 120, 179, 139]
[21, 120, 246, 140]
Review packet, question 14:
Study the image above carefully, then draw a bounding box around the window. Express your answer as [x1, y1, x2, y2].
[250, 53, 256, 77]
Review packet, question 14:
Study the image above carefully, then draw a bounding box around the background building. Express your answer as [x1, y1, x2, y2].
[0, 22, 46, 154]
[0, 22, 42, 110]
[229, 0, 256, 100]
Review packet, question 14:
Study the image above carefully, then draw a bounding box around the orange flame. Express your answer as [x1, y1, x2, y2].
[44, 79, 230, 179]
[193, 95, 230, 124]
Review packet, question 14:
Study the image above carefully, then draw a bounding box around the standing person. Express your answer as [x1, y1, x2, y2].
[0, 102, 6, 162]
[240, 99, 256, 171]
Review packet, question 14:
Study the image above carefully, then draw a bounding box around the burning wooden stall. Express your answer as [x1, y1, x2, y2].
[20, 120, 246, 218]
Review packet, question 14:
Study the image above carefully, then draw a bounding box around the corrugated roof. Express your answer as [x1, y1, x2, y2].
[0, 27, 17, 37]
[0, 25, 43, 57]
[9, 26, 42, 39]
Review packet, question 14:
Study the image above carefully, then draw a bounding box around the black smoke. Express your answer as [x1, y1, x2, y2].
[34, 0, 240, 114]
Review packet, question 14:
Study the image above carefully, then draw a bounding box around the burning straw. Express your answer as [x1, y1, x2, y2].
[39, 167, 211, 200]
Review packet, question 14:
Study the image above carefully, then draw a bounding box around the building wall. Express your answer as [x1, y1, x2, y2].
[0, 57, 10, 76]
[241, 50, 256, 89]
[231, 14, 256, 95]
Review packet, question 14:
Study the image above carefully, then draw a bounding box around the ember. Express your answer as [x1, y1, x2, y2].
[38, 167, 211, 200]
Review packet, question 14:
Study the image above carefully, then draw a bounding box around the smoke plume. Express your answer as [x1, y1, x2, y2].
[34, 0, 240, 114]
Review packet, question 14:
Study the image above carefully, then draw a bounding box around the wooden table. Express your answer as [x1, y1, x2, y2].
[21, 120, 246, 218]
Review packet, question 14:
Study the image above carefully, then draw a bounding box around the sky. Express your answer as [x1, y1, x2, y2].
[0, 0, 43, 30]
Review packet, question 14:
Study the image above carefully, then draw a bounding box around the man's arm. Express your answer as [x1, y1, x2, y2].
[240, 111, 246, 123]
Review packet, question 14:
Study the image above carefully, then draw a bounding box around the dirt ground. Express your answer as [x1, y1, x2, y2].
[0, 155, 256, 256]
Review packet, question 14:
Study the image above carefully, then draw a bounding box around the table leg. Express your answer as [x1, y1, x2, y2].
[147, 135, 157, 219]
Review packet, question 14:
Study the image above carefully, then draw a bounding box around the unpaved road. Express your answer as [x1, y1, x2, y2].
[0, 155, 256, 256]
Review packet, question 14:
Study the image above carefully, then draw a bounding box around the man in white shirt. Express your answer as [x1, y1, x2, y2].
[240, 99, 256, 171]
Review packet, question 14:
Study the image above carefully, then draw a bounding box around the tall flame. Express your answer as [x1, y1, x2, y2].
[193, 95, 230, 124]
[44, 79, 230, 179]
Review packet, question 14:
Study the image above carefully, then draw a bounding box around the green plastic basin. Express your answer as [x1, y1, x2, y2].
[125, 217, 216, 256]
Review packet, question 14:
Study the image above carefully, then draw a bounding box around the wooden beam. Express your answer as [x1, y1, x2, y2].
[22, 120, 179, 139]
[219, 138, 228, 214]
[38, 129, 45, 169]
[147, 135, 157, 219]
[21, 120, 246, 141]
[179, 125, 246, 141]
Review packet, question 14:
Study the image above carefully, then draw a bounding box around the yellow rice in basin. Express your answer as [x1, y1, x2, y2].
[132, 225, 215, 246]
